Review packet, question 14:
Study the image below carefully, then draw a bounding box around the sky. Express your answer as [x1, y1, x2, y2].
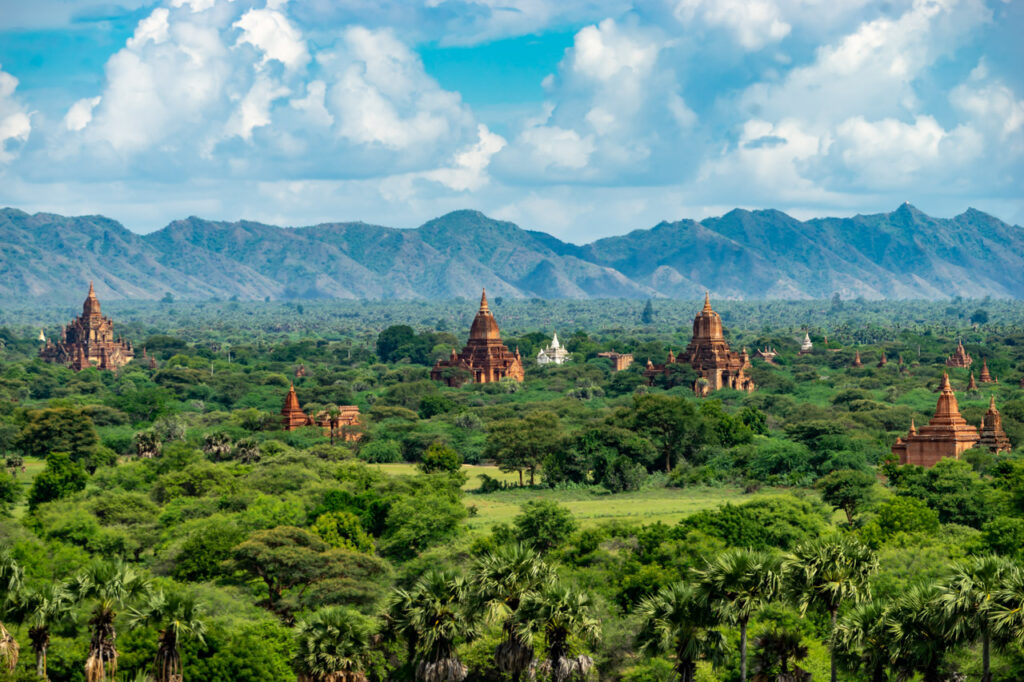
[0, 0, 1021, 243]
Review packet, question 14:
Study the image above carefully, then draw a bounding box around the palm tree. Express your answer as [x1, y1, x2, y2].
[389, 569, 477, 682]
[233, 438, 261, 464]
[133, 431, 161, 459]
[783, 535, 876, 682]
[750, 629, 810, 682]
[128, 590, 205, 682]
[935, 555, 1013, 682]
[201, 432, 232, 460]
[834, 599, 892, 682]
[994, 563, 1024, 648]
[472, 544, 555, 682]
[0, 548, 23, 673]
[9, 581, 75, 679]
[694, 549, 780, 682]
[74, 559, 150, 682]
[293, 605, 376, 682]
[635, 582, 725, 682]
[516, 585, 600, 682]
[885, 582, 958, 682]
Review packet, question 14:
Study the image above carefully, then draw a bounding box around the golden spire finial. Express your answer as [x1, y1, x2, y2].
[479, 288, 489, 311]
[703, 291, 712, 312]
[939, 373, 953, 392]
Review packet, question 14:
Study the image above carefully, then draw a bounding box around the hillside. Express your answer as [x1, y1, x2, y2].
[1, 203, 1021, 302]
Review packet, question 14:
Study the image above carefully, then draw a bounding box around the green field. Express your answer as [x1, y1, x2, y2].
[371, 464, 808, 532]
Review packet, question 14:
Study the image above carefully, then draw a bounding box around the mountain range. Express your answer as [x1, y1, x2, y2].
[1, 203, 1021, 302]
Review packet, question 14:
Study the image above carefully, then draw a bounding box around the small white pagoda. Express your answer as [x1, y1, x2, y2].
[537, 332, 571, 365]
[798, 332, 813, 355]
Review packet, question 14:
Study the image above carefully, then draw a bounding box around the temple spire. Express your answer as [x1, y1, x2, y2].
[702, 291, 712, 313]
[479, 288, 489, 312]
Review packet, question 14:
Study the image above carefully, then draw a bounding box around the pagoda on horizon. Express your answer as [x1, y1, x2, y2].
[39, 282, 134, 371]
[891, 374, 980, 466]
[431, 290, 525, 387]
[946, 339, 973, 368]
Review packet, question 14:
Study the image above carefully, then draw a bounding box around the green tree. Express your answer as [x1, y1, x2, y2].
[472, 545, 555, 682]
[694, 549, 781, 682]
[626, 394, 703, 473]
[128, 590, 206, 682]
[310, 511, 374, 553]
[835, 600, 893, 682]
[641, 299, 656, 325]
[513, 501, 578, 553]
[16, 408, 99, 468]
[418, 442, 462, 474]
[0, 470, 19, 515]
[935, 555, 1013, 682]
[885, 583, 957, 682]
[229, 526, 330, 612]
[74, 559, 150, 682]
[133, 431, 161, 459]
[970, 308, 989, 325]
[636, 582, 724, 682]
[783, 535, 877, 682]
[293, 606, 377, 682]
[392, 569, 477, 682]
[9, 580, 75, 679]
[516, 585, 600, 682]
[486, 412, 561, 486]
[28, 452, 88, 509]
[749, 629, 810, 682]
[816, 470, 876, 524]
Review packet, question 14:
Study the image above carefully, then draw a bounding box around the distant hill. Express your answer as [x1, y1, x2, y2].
[1, 204, 1021, 302]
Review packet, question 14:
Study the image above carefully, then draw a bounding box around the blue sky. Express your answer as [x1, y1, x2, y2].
[0, 0, 1021, 242]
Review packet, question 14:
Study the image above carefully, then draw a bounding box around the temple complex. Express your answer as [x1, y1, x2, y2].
[597, 351, 634, 371]
[978, 396, 1012, 454]
[39, 283, 134, 371]
[536, 333, 570, 365]
[798, 333, 813, 355]
[979, 359, 997, 383]
[643, 293, 755, 394]
[280, 384, 361, 442]
[891, 374, 980, 466]
[946, 340, 973, 368]
[431, 290, 525, 387]
[851, 351, 863, 368]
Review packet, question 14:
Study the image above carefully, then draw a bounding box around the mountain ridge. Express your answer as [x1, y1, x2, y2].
[0, 204, 1021, 302]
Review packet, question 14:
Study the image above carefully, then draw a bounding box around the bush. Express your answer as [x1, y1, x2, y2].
[513, 500, 578, 552]
[358, 439, 403, 463]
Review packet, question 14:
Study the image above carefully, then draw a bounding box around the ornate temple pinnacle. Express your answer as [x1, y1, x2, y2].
[703, 291, 712, 312]
[479, 288, 489, 312]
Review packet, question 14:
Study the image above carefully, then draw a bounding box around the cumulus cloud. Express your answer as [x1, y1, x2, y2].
[63, 96, 102, 131]
[0, 66, 31, 163]
[233, 4, 310, 71]
[674, 0, 790, 49]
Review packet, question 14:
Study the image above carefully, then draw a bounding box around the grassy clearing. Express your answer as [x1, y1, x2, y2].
[370, 463, 521, 490]
[461, 485, 797, 533]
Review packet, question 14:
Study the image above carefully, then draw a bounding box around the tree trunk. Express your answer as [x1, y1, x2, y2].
[829, 608, 838, 682]
[529, 467, 535, 486]
[740, 618, 748, 682]
[36, 642, 46, 679]
[982, 628, 991, 682]
[518, 470, 523, 487]
[664, 450, 671, 473]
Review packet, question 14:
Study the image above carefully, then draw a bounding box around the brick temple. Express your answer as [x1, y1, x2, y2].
[39, 282, 134, 371]
[598, 351, 634, 371]
[892, 374, 980, 466]
[643, 293, 755, 394]
[978, 396, 1012, 454]
[431, 290, 525, 387]
[946, 339, 973, 368]
[280, 384, 361, 442]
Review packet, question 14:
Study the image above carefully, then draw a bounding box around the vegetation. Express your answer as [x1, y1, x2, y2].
[0, 299, 1022, 679]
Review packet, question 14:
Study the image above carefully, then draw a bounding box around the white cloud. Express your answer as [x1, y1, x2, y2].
[0, 66, 31, 163]
[225, 75, 290, 140]
[233, 5, 310, 71]
[64, 96, 102, 131]
[674, 0, 791, 49]
[519, 125, 595, 171]
[424, 124, 507, 191]
[127, 8, 170, 49]
[290, 80, 334, 128]
[951, 65, 1024, 140]
[170, 0, 217, 12]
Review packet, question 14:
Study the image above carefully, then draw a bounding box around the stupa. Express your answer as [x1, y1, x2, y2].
[967, 373, 978, 391]
[431, 290, 525, 387]
[946, 339, 973, 368]
[798, 332, 813, 355]
[536, 332, 570, 365]
[891, 374, 979, 466]
[851, 351, 863, 368]
[280, 384, 361, 441]
[39, 283, 135, 371]
[977, 396, 1012, 454]
[877, 351, 888, 367]
[979, 359, 997, 383]
[643, 293, 754, 393]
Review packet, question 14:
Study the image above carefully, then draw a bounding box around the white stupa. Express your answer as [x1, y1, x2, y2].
[537, 332, 571, 365]
[799, 332, 813, 355]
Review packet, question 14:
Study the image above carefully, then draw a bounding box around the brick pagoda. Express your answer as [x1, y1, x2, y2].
[431, 290, 525, 387]
[978, 396, 1012, 454]
[979, 359, 997, 383]
[643, 293, 755, 394]
[946, 339, 973, 368]
[891, 374, 979, 466]
[39, 282, 134, 371]
[280, 384, 361, 442]
[597, 351, 634, 371]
